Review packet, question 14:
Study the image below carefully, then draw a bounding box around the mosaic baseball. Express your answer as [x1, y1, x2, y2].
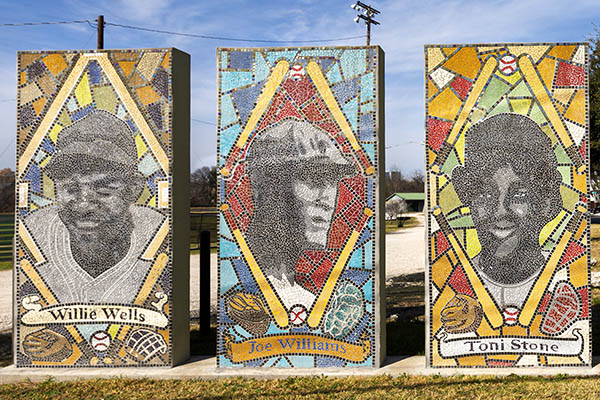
[15, 49, 189, 367]
[425, 43, 590, 367]
[217, 46, 384, 368]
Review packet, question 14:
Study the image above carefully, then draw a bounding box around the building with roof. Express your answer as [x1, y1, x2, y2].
[385, 192, 425, 218]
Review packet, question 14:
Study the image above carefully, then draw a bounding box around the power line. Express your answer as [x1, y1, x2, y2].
[105, 21, 366, 44]
[0, 18, 365, 44]
[0, 137, 15, 159]
[191, 119, 216, 126]
[0, 20, 93, 27]
[386, 141, 424, 149]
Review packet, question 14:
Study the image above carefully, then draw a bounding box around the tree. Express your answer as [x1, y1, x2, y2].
[385, 166, 425, 198]
[385, 197, 407, 221]
[190, 166, 217, 207]
[385, 166, 404, 197]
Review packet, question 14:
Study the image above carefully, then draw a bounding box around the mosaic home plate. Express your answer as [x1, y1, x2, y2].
[15, 49, 190, 367]
[216, 46, 385, 368]
[425, 43, 590, 367]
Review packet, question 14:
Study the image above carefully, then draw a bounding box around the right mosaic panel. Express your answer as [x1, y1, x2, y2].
[425, 43, 590, 367]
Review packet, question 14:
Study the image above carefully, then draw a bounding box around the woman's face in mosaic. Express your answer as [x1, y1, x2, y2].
[469, 165, 536, 259]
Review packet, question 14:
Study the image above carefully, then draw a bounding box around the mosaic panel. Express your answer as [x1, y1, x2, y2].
[15, 49, 189, 367]
[216, 46, 384, 368]
[425, 43, 590, 367]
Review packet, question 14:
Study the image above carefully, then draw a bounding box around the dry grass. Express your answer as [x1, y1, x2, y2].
[1, 375, 600, 399]
[386, 217, 420, 233]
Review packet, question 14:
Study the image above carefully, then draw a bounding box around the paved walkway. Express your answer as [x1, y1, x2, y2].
[385, 213, 425, 277]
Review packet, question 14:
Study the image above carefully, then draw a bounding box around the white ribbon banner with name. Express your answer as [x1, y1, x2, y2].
[20, 292, 168, 328]
[437, 329, 584, 358]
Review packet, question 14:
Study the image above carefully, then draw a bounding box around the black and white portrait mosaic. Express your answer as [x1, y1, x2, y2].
[15, 49, 189, 368]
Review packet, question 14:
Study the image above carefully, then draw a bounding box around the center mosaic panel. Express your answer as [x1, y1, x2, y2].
[216, 46, 384, 368]
[425, 43, 590, 367]
[15, 49, 189, 367]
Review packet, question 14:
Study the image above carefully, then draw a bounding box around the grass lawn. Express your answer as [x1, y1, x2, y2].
[0, 262, 11, 271]
[1, 375, 600, 399]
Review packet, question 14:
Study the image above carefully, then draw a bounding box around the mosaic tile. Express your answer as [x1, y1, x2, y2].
[137, 52, 163, 81]
[232, 82, 265, 124]
[221, 71, 253, 92]
[266, 50, 298, 66]
[15, 48, 189, 368]
[326, 64, 343, 85]
[230, 51, 253, 69]
[430, 67, 455, 89]
[216, 46, 383, 368]
[340, 49, 366, 78]
[42, 54, 67, 76]
[425, 43, 590, 368]
[75, 73, 92, 106]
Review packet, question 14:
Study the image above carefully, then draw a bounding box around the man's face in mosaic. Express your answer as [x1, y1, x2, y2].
[292, 171, 339, 248]
[55, 167, 133, 243]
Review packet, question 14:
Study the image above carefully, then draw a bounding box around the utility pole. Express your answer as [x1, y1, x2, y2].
[351, 2, 380, 46]
[97, 15, 104, 49]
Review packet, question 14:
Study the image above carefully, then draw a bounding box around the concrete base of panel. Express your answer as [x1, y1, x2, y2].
[0, 356, 599, 382]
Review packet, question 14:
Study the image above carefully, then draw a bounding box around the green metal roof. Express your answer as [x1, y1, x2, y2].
[390, 192, 425, 201]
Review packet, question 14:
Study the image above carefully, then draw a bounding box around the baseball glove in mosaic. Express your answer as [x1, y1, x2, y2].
[15, 49, 190, 367]
[217, 46, 385, 368]
[425, 43, 590, 367]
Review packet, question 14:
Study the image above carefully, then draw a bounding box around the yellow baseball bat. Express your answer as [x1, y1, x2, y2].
[431, 56, 497, 173]
[518, 55, 585, 174]
[519, 204, 587, 326]
[307, 209, 372, 328]
[432, 207, 503, 328]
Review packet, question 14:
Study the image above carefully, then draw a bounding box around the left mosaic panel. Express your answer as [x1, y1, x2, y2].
[15, 49, 191, 367]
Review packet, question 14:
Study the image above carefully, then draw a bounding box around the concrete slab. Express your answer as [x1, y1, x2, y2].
[0, 356, 598, 383]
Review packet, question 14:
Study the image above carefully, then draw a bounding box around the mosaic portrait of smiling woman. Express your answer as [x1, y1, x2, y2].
[15, 49, 190, 368]
[425, 43, 590, 368]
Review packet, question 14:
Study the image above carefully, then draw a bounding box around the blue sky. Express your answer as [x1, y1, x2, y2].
[0, 0, 599, 173]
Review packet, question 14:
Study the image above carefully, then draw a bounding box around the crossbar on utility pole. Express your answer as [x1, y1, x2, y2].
[351, 2, 380, 46]
[97, 15, 104, 49]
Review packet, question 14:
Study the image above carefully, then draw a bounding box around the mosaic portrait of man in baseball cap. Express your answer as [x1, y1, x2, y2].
[245, 119, 356, 310]
[15, 48, 187, 369]
[217, 48, 382, 368]
[24, 110, 165, 304]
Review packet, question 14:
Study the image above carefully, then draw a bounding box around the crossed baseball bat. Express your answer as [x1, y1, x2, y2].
[432, 53, 585, 175]
[220, 60, 374, 328]
[433, 204, 586, 329]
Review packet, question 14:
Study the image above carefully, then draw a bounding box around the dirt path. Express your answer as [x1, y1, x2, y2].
[0, 270, 10, 331]
[385, 213, 426, 278]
